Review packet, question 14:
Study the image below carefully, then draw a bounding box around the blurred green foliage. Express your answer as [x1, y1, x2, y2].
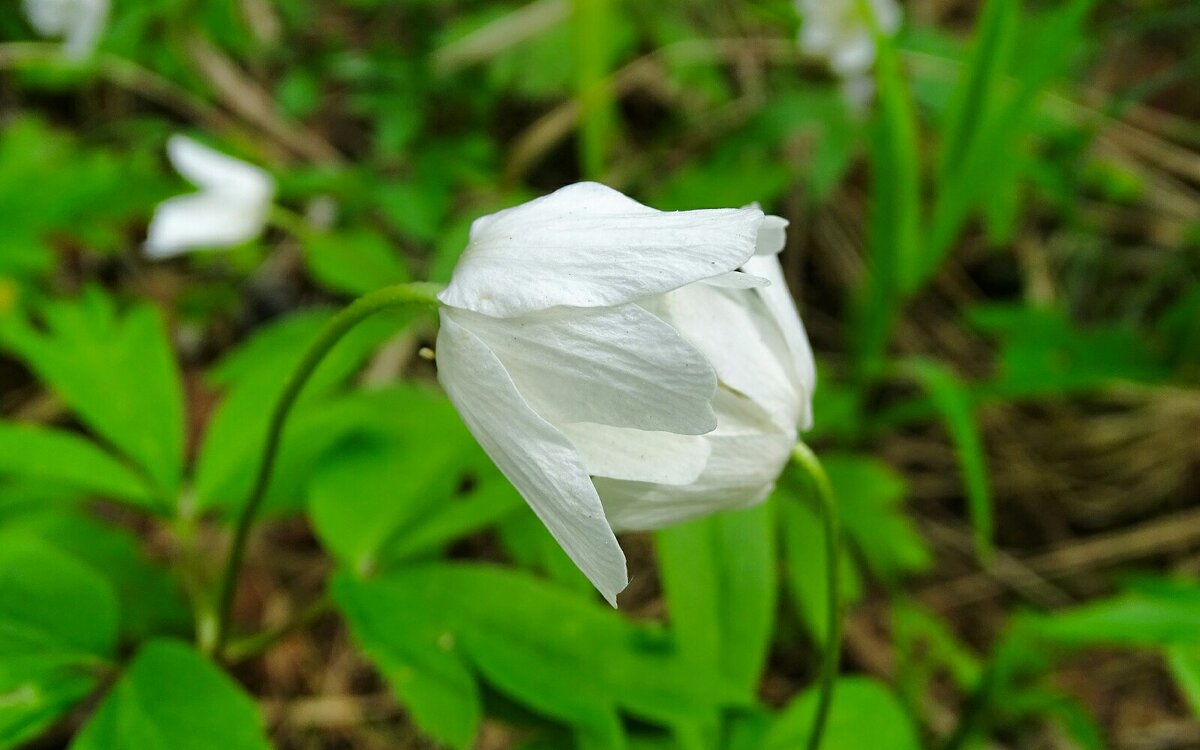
[2, 0, 1198, 748]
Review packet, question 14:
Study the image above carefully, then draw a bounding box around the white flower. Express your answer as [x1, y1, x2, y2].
[798, 0, 901, 105]
[22, 0, 109, 60]
[436, 183, 814, 604]
[145, 135, 275, 259]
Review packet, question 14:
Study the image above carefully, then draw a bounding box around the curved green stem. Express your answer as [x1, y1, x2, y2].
[791, 442, 842, 750]
[204, 282, 444, 657]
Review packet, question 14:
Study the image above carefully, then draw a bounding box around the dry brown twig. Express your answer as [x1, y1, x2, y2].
[185, 35, 344, 166]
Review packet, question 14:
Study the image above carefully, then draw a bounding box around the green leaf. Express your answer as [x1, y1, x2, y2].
[0, 118, 169, 288]
[763, 677, 921, 750]
[1030, 580, 1200, 647]
[822, 454, 930, 580]
[0, 671, 95, 750]
[195, 310, 414, 514]
[1001, 687, 1106, 750]
[497, 511, 594, 595]
[377, 180, 452, 244]
[308, 390, 514, 573]
[8, 510, 189, 641]
[298, 228, 411, 297]
[854, 26, 922, 380]
[205, 307, 399, 392]
[936, 0, 1019, 180]
[655, 502, 777, 702]
[892, 600, 981, 714]
[0, 535, 117, 664]
[335, 572, 481, 749]
[970, 304, 1168, 396]
[0, 536, 117, 749]
[310, 441, 453, 571]
[336, 565, 728, 750]
[933, 0, 1025, 248]
[0, 289, 185, 497]
[71, 640, 272, 750]
[925, 0, 1095, 278]
[1166, 645, 1200, 718]
[389, 471, 523, 562]
[1156, 285, 1200, 376]
[652, 142, 794, 214]
[749, 89, 859, 204]
[901, 359, 993, 561]
[0, 422, 155, 508]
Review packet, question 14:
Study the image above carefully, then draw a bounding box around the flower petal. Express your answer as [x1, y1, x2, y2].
[743, 254, 817, 430]
[559, 422, 709, 485]
[66, 0, 108, 59]
[831, 32, 877, 76]
[144, 194, 268, 258]
[25, 0, 111, 59]
[755, 214, 788, 256]
[440, 182, 764, 317]
[448, 304, 717, 435]
[436, 309, 628, 605]
[594, 389, 793, 530]
[660, 282, 800, 432]
[595, 431, 793, 531]
[701, 271, 770, 289]
[167, 135, 274, 200]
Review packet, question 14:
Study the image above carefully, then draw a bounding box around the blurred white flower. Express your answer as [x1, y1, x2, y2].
[436, 183, 814, 604]
[145, 135, 275, 259]
[797, 0, 901, 108]
[22, 0, 109, 60]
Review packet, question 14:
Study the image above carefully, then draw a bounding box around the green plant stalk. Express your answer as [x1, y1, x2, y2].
[791, 442, 842, 750]
[204, 282, 444, 658]
[849, 0, 922, 390]
[572, 0, 616, 180]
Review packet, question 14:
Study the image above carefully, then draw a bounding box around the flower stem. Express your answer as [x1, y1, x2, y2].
[204, 282, 444, 658]
[790, 442, 842, 750]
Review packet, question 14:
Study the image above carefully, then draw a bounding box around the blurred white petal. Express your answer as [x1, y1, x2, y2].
[167, 135, 273, 199]
[796, 0, 901, 100]
[830, 32, 877, 77]
[145, 136, 274, 258]
[145, 194, 270, 259]
[23, 0, 108, 59]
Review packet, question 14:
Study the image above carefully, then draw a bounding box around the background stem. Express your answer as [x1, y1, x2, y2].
[205, 282, 443, 658]
[791, 442, 843, 750]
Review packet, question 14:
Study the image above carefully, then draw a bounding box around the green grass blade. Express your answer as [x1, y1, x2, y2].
[903, 358, 994, 562]
[852, 26, 922, 382]
[572, 0, 617, 180]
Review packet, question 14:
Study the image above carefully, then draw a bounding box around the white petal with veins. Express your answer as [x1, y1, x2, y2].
[436, 310, 628, 605]
[440, 182, 764, 317]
